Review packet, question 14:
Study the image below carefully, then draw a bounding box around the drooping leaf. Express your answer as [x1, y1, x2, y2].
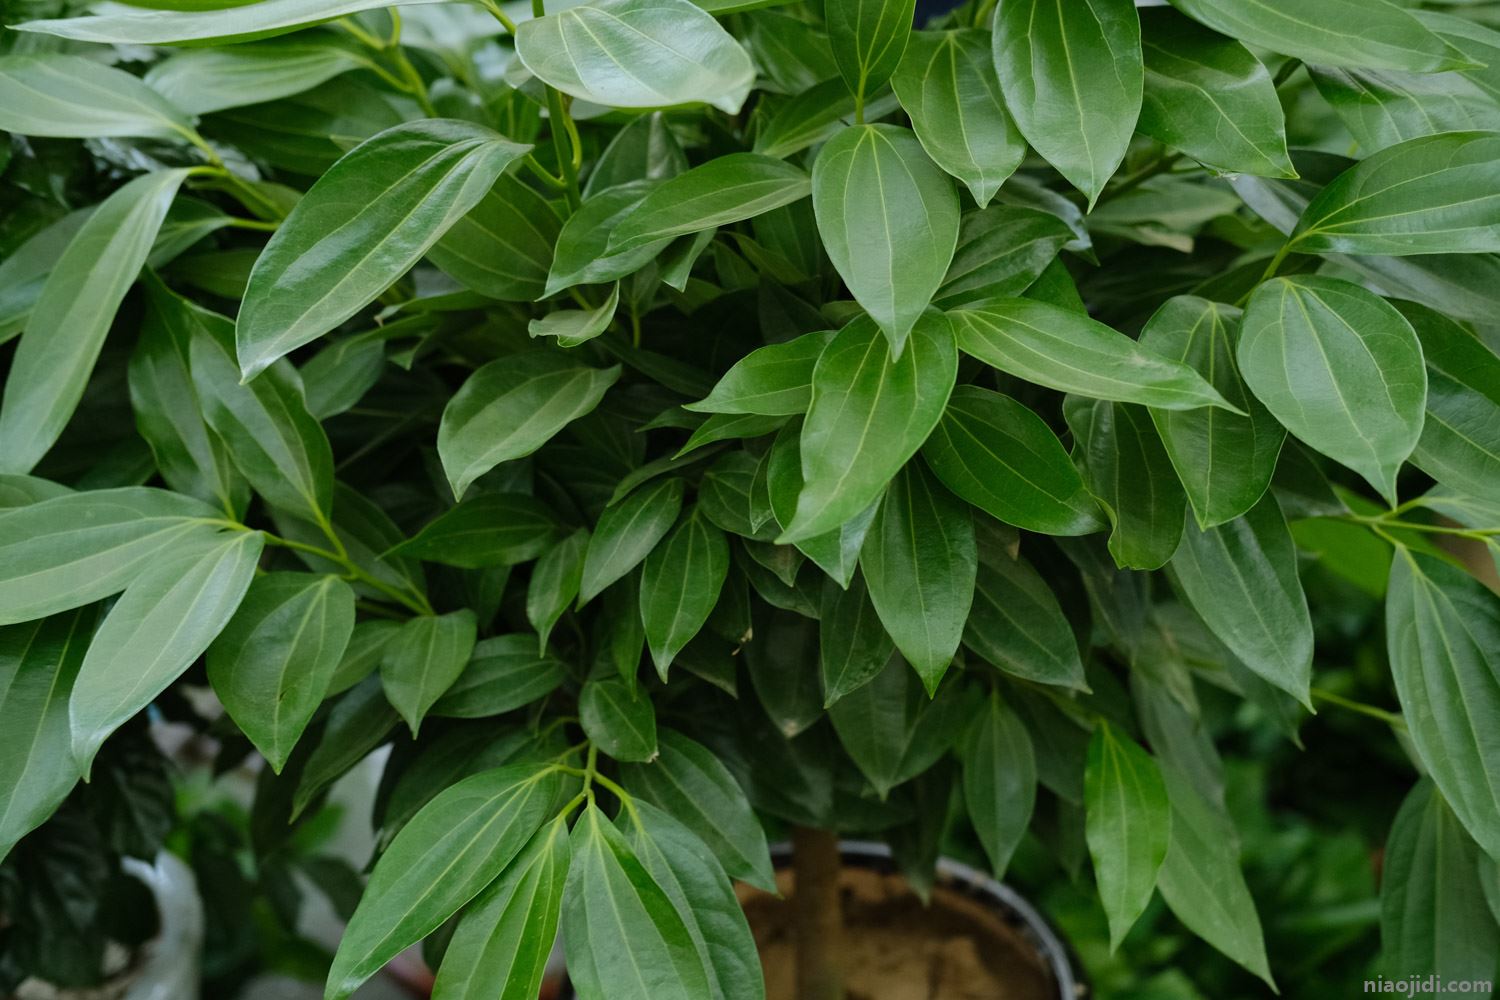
[380, 610, 480, 736]
[764, 419, 878, 586]
[639, 508, 730, 676]
[580, 677, 658, 762]
[964, 552, 1087, 690]
[1311, 65, 1500, 154]
[1085, 722, 1171, 951]
[963, 691, 1036, 879]
[0, 54, 193, 141]
[143, 37, 372, 115]
[526, 529, 588, 651]
[819, 572, 895, 707]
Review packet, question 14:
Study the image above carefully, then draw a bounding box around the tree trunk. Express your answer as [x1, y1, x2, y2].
[791, 826, 846, 1000]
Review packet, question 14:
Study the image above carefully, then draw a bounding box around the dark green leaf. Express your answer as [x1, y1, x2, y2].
[1085, 722, 1171, 951]
[935, 204, 1073, 308]
[391, 494, 561, 570]
[428, 174, 562, 303]
[640, 508, 730, 676]
[609, 154, 810, 255]
[964, 552, 1087, 690]
[580, 678, 658, 762]
[964, 691, 1035, 878]
[527, 528, 588, 650]
[819, 572, 894, 707]
[826, 0, 914, 103]
[433, 635, 567, 719]
[380, 610, 479, 736]
[581, 478, 686, 605]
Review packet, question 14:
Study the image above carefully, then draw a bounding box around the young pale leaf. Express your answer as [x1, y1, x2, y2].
[825, 0, 914, 103]
[438, 353, 621, 499]
[432, 635, 566, 719]
[994, 0, 1142, 206]
[860, 462, 976, 694]
[430, 817, 572, 1000]
[380, 610, 479, 736]
[580, 678, 658, 762]
[1139, 297, 1284, 528]
[1239, 276, 1426, 504]
[1085, 723, 1171, 951]
[1169, 495, 1313, 707]
[964, 553, 1087, 690]
[964, 692, 1036, 879]
[935, 205, 1073, 308]
[820, 572, 895, 707]
[1288, 132, 1500, 257]
[142, 38, 371, 115]
[781, 312, 956, 542]
[526, 529, 588, 652]
[949, 297, 1237, 412]
[326, 763, 572, 1000]
[206, 573, 355, 773]
[515, 0, 755, 114]
[891, 30, 1024, 208]
[640, 508, 729, 676]
[581, 478, 686, 605]
[1137, 9, 1293, 178]
[0, 169, 188, 475]
[608, 154, 810, 255]
[0, 54, 193, 141]
[1387, 551, 1500, 861]
[0, 610, 94, 862]
[687, 330, 832, 417]
[619, 730, 777, 892]
[812, 124, 959, 356]
[238, 120, 531, 378]
[392, 494, 560, 570]
[16, 0, 451, 45]
[923, 386, 1103, 536]
[428, 174, 562, 303]
[529, 283, 620, 348]
[71, 528, 263, 769]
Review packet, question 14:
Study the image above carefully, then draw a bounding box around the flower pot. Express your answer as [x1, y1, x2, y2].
[559, 840, 1083, 1000]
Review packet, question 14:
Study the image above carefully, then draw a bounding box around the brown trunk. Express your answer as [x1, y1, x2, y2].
[791, 826, 846, 1000]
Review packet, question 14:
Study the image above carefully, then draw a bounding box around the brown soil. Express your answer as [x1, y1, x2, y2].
[739, 865, 1057, 1000]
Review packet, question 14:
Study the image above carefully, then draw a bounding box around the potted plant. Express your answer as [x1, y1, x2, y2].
[3, 0, 1500, 996]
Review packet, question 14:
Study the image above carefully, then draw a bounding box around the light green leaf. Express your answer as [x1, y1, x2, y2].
[143, 37, 371, 115]
[238, 120, 531, 378]
[819, 572, 895, 707]
[527, 528, 588, 651]
[994, 0, 1142, 206]
[964, 552, 1087, 690]
[935, 204, 1073, 308]
[207, 573, 355, 772]
[580, 677, 658, 762]
[1085, 722, 1171, 951]
[0, 54, 193, 141]
[429, 174, 562, 303]
[687, 330, 832, 417]
[432, 635, 566, 719]
[811, 124, 959, 356]
[529, 283, 620, 348]
[391, 494, 560, 570]
[0, 169, 189, 475]
[964, 691, 1035, 878]
[608, 154, 810, 255]
[640, 508, 729, 676]
[547, 181, 671, 296]
[826, 0, 914, 103]
[16, 0, 451, 45]
[438, 352, 621, 499]
[1239, 276, 1426, 503]
[380, 610, 479, 736]
[515, 0, 755, 113]
[581, 478, 686, 605]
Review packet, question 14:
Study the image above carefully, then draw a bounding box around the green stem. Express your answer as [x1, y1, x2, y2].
[1310, 688, 1405, 729]
[1340, 513, 1497, 541]
[263, 532, 434, 616]
[546, 86, 583, 211]
[1272, 57, 1303, 89]
[971, 0, 997, 28]
[225, 216, 279, 232]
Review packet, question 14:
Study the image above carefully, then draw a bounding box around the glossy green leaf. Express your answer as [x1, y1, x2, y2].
[432, 635, 566, 719]
[0, 54, 193, 141]
[392, 494, 560, 570]
[438, 352, 621, 499]
[819, 572, 895, 707]
[326, 762, 571, 1000]
[16, 0, 451, 45]
[1311, 65, 1500, 153]
[0, 169, 189, 475]
[923, 385, 1103, 536]
[752, 78, 901, 161]
[1085, 722, 1171, 951]
[764, 420, 878, 586]
[826, 0, 914, 103]
[143, 37, 371, 115]
[964, 552, 1087, 690]
[580, 677, 658, 762]
[609, 155, 810, 255]
[585, 112, 689, 198]
[1239, 276, 1426, 503]
[1169, 495, 1313, 707]
[640, 508, 729, 676]
[811, 124, 959, 355]
[515, 0, 755, 113]
[950, 297, 1238, 413]
[527, 529, 588, 651]
[963, 691, 1035, 879]
[429, 174, 562, 303]
[1137, 9, 1293, 178]
[934, 204, 1073, 308]
[780, 312, 956, 542]
[238, 120, 531, 378]
[206, 572, 355, 772]
[547, 181, 672, 296]
[581, 478, 686, 605]
[994, 0, 1142, 205]
[687, 330, 832, 417]
[1139, 296, 1285, 528]
[860, 462, 975, 693]
[380, 610, 479, 736]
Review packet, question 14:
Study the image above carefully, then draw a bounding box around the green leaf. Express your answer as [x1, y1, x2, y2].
[1239, 276, 1426, 503]
[206, 573, 355, 772]
[639, 508, 730, 676]
[70, 528, 263, 769]
[547, 181, 672, 296]
[430, 817, 572, 1000]
[581, 478, 686, 605]
[1380, 779, 1500, 981]
[1387, 550, 1500, 861]
[515, 0, 755, 113]
[819, 572, 895, 707]
[1288, 132, 1500, 257]
[1166, 0, 1465, 73]
[825, 0, 914, 103]
[923, 385, 1104, 536]
[292, 676, 399, 821]
[752, 79, 901, 161]
[1139, 296, 1285, 528]
[438, 352, 621, 499]
[529, 283, 621, 349]
[860, 462, 975, 694]
[891, 30, 1025, 208]
[16, 0, 451, 45]
[1311, 65, 1500, 153]
[1085, 722, 1171, 951]
[379, 611, 479, 736]
[326, 762, 571, 1000]
[0, 610, 94, 862]
[391, 494, 560, 570]
[1137, 9, 1294, 178]
[608, 154, 810, 255]
[950, 298, 1239, 412]
[994, 0, 1142, 206]
[142, 37, 371, 115]
[780, 312, 957, 542]
[619, 729, 777, 892]
[428, 174, 562, 303]
[237, 120, 531, 378]
[432, 635, 566, 718]
[964, 691, 1036, 878]
[687, 330, 831, 417]
[0, 54, 193, 141]
[964, 552, 1087, 690]
[0, 169, 189, 475]
[526, 529, 588, 651]
[1066, 397, 1185, 571]
[1169, 495, 1313, 707]
[764, 420, 878, 586]
[811, 124, 959, 355]
[580, 677, 658, 762]
[935, 204, 1073, 308]
[561, 804, 712, 1000]
[585, 112, 689, 198]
